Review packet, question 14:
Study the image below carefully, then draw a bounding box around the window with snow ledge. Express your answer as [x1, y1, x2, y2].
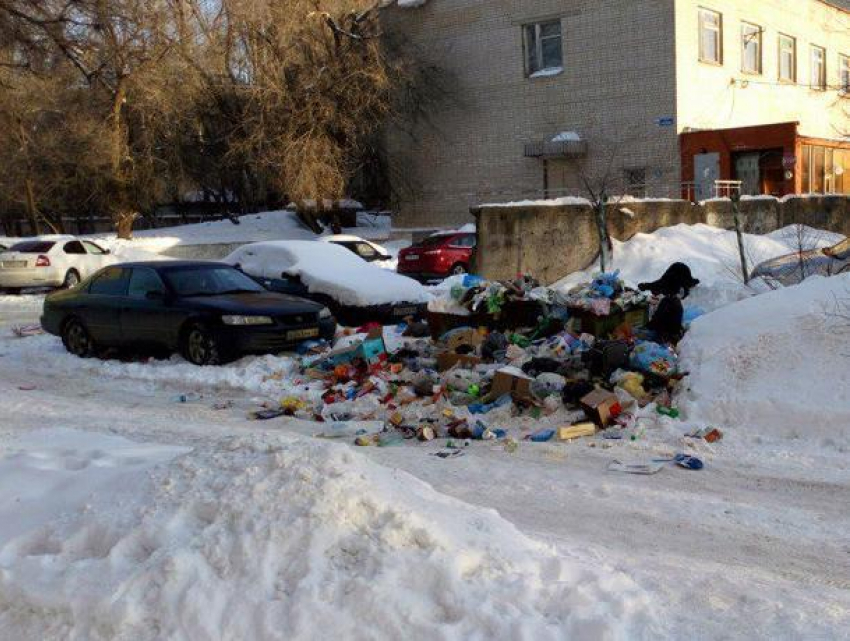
[524, 19, 563, 78]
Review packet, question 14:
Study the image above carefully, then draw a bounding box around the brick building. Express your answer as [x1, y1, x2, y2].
[383, 0, 850, 227]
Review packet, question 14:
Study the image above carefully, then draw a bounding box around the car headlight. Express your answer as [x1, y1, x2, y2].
[319, 307, 333, 319]
[222, 315, 274, 326]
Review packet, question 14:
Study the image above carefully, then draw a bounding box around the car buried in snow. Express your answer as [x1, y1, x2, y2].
[225, 240, 430, 326]
[41, 261, 337, 365]
[0, 235, 114, 293]
[750, 237, 850, 286]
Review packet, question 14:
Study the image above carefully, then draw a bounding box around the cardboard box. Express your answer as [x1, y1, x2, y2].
[557, 422, 597, 441]
[441, 327, 484, 352]
[322, 328, 387, 367]
[580, 389, 622, 428]
[488, 366, 534, 401]
[436, 352, 483, 372]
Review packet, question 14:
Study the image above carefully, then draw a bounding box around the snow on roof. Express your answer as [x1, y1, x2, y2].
[225, 240, 429, 307]
[480, 196, 592, 208]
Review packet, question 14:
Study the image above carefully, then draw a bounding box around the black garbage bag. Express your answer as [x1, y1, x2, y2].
[638, 263, 700, 298]
[481, 331, 509, 362]
[561, 380, 595, 406]
[522, 357, 562, 377]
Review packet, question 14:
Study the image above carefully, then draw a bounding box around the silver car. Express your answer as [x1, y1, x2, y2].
[0, 235, 114, 293]
[751, 237, 850, 286]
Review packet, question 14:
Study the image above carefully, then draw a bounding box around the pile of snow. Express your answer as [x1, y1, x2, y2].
[0, 428, 654, 639]
[679, 273, 850, 443]
[555, 223, 846, 313]
[481, 196, 591, 208]
[226, 240, 430, 307]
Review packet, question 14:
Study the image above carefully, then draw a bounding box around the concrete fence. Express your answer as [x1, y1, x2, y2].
[471, 196, 850, 284]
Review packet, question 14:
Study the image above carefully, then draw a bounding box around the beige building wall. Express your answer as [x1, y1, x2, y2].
[674, 0, 850, 139]
[384, 0, 681, 228]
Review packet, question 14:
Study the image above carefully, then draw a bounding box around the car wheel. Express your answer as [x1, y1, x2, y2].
[62, 270, 81, 289]
[450, 263, 468, 276]
[62, 318, 97, 358]
[181, 324, 224, 366]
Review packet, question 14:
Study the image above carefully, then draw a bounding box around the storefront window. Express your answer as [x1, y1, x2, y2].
[801, 145, 850, 194]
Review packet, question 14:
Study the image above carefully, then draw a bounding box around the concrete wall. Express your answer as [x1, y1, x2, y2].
[675, 0, 850, 139]
[383, 0, 681, 228]
[473, 195, 850, 283]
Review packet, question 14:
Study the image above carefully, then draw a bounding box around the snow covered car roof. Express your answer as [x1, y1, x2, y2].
[225, 240, 429, 307]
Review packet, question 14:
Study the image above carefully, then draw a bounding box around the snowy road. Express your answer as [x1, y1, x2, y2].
[1, 327, 848, 638]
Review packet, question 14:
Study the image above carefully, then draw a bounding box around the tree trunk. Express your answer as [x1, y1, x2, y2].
[595, 198, 611, 273]
[116, 210, 138, 240]
[24, 177, 41, 236]
[17, 117, 41, 235]
[731, 197, 750, 284]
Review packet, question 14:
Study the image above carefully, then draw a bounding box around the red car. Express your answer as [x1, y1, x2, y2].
[397, 232, 476, 281]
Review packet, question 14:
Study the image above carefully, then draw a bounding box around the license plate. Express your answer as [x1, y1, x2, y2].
[1, 261, 26, 268]
[405, 254, 419, 261]
[287, 327, 319, 340]
[393, 306, 418, 317]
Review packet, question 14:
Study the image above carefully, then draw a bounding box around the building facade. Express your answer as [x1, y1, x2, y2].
[383, 0, 850, 227]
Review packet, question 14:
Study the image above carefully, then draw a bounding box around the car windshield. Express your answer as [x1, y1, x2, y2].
[163, 266, 265, 297]
[9, 241, 56, 253]
[418, 235, 451, 248]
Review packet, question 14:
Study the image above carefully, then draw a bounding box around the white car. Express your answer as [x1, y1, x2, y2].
[0, 235, 114, 293]
[319, 235, 393, 264]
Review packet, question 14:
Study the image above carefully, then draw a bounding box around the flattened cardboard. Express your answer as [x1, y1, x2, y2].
[436, 352, 483, 372]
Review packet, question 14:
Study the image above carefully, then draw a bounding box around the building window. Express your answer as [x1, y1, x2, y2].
[810, 45, 826, 90]
[800, 145, 850, 194]
[699, 9, 723, 64]
[841, 54, 850, 92]
[741, 22, 762, 74]
[523, 20, 563, 77]
[778, 34, 796, 82]
[624, 168, 647, 198]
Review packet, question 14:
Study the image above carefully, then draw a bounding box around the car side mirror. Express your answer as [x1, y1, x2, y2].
[104, 249, 111, 255]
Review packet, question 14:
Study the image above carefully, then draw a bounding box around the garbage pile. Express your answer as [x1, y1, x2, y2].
[247, 267, 720, 470]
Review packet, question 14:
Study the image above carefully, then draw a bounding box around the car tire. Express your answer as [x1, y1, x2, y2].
[450, 263, 468, 276]
[62, 317, 97, 358]
[62, 269, 81, 289]
[181, 323, 226, 366]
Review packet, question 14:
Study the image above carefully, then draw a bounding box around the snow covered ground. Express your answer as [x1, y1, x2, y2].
[0, 223, 849, 639]
[556, 223, 844, 312]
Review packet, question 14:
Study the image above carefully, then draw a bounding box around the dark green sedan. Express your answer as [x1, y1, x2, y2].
[41, 261, 336, 365]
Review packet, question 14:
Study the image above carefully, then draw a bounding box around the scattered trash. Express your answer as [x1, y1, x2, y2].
[557, 422, 597, 441]
[687, 427, 723, 443]
[431, 449, 465, 459]
[232, 268, 700, 472]
[12, 325, 44, 338]
[174, 392, 202, 403]
[608, 460, 665, 475]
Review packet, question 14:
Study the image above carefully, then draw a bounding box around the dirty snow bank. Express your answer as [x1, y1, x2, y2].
[0, 429, 654, 640]
[554, 223, 845, 312]
[680, 273, 850, 443]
